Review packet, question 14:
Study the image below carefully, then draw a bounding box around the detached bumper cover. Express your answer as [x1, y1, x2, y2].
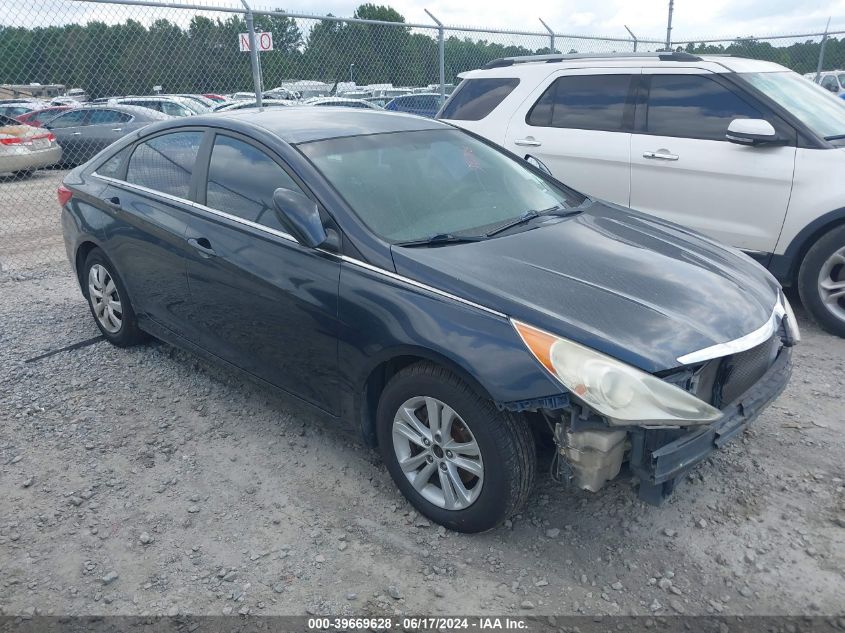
[630, 345, 792, 504]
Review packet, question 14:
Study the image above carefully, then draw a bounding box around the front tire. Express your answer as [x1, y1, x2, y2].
[83, 248, 145, 347]
[376, 362, 536, 533]
[798, 225, 845, 337]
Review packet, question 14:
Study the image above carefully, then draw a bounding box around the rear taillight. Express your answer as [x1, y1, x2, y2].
[57, 184, 73, 208]
[46, 133, 55, 142]
[0, 137, 22, 145]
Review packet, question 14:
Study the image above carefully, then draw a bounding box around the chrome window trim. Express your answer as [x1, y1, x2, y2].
[91, 173, 505, 319]
[91, 172, 298, 243]
[677, 294, 785, 365]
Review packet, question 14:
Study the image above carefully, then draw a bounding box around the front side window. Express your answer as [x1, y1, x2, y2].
[206, 135, 302, 231]
[126, 131, 203, 198]
[527, 74, 633, 132]
[47, 109, 88, 128]
[299, 128, 584, 242]
[646, 75, 762, 141]
[440, 78, 520, 121]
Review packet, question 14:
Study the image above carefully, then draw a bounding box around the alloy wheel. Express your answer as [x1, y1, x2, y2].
[391, 396, 484, 510]
[88, 263, 123, 333]
[818, 245, 845, 323]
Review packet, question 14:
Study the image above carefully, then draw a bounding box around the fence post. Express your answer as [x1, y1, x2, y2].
[815, 17, 831, 82]
[240, 0, 263, 107]
[425, 9, 445, 105]
[665, 0, 674, 50]
[624, 25, 638, 52]
[539, 18, 555, 53]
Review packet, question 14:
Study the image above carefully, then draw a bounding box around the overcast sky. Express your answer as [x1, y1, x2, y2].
[7, 0, 845, 40]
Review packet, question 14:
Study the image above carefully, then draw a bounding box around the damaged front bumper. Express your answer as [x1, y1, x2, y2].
[547, 344, 792, 504]
[629, 344, 792, 504]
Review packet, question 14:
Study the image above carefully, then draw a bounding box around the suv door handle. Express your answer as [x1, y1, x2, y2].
[187, 237, 217, 258]
[514, 138, 542, 147]
[643, 150, 679, 161]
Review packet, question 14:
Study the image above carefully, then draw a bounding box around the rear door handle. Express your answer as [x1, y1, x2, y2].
[111, 128, 123, 132]
[514, 138, 542, 147]
[187, 237, 217, 258]
[643, 150, 679, 161]
[71, 132, 82, 136]
[104, 196, 120, 208]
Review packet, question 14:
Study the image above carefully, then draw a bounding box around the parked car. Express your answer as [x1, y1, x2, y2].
[45, 104, 169, 165]
[385, 93, 442, 118]
[805, 70, 845, 95]
[365, 96, 391, 108]
[212, 99, 294, 112]
[60, 108, 797, 532]
[305, 97, 381, 109]
[0, 101, 48, 119]
[169, 94, 216, 110]
[107, 96, 199, 117]
[439, 52, 845, 337]
[0, 113, 61, 175]
[203, 93, 228, 103]
[16, 105, 75, 127]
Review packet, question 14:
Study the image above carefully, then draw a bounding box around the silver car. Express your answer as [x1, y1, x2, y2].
[0, 113, 61, 175]
[44, 104, 169, 166]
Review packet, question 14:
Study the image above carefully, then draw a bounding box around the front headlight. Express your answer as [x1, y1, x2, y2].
[512, 320, 723, 426]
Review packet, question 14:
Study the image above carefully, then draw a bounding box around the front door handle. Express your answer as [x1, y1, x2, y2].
[514, 137, 542, 147]
[187, 237, 217, 258]
[643, 150, 679, 161]
[71, 132, 82, 136]
[111, 128, 123, 132]
[104, 196, 120, 208]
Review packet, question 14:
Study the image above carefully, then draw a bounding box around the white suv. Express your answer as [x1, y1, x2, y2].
[438, 52, 845, 337]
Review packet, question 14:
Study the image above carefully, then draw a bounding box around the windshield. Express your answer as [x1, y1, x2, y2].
[298, 129, 584, 242]
[742, 71, 845, 139]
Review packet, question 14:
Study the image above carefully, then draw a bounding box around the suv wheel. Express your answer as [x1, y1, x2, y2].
[83, 248, 146, 347]
[376, 362, 536, 533]
[798, 225, 845, 337]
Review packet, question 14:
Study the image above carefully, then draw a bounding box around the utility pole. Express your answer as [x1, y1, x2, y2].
[665, 0, 674, 51]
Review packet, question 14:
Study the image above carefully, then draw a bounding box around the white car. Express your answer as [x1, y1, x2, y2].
[805, 70, 845, 95]
[439, 52, 845, 336]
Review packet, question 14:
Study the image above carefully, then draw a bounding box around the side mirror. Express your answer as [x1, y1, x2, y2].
[726, 118, 779, 146]
[272, 187, 327, 248]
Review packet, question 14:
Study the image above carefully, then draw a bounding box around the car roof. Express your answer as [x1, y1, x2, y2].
[77, 103, 171, 118]
[172, 107, 446, 144]
[458, 53, 790, 80]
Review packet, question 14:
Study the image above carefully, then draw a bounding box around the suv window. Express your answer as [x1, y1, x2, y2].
[126, 131, 203, 199]
[440, 78, 519, 121]
[88, 109, 132, 125]
[527, 75, 633, 132]
[47, 109, 88, 128]
[646, 75, 763, 140]
[205, 135, 303, 232]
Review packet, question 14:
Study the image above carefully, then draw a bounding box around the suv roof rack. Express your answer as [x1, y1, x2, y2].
[482, 51, 703, 69]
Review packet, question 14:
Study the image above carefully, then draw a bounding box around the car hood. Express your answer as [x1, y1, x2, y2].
[390, 201, 781, 373]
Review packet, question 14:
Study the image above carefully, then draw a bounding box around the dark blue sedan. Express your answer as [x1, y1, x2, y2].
[384, 93, 442, 118]
[59, 108, 797, 532]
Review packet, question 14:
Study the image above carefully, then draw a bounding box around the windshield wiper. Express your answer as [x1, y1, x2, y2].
[824, 133, 845, 141]
[395, 233, 486, 247]
[484, 205, 582, 237]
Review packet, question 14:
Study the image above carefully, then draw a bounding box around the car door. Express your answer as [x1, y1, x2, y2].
[78, 109, 134, 161]
[504, 69, 638, 206]
[95, 130, 204, 338]
[183, 131, 341, 414]
[45, 108, 90, 164]
[629, 70, 796, 253]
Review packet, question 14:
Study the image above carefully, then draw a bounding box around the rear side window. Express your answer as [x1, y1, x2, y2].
[646, 75, 762, 141]
[88, 110, 132, 125]
[126, 131, 203, 199]
[205, 135, 303, 232]
[527, 75, 633, 131]
[440, 78, 519, 121]
[97, 146, 132, 179]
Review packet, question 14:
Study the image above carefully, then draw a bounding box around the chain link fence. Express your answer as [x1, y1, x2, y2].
[0, 0, 843, 272]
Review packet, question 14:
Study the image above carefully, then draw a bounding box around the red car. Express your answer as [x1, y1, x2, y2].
[16, 106, 74, 128]
[202, 93, 227, 103]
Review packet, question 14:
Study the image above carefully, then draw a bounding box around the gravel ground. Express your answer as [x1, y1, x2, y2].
[0, 266, 843, 618]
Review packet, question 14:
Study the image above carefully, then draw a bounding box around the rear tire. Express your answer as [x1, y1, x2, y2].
[376, 361, 536, 533]
[83, 248, 146, 347]
[797, 225, 845, 337]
